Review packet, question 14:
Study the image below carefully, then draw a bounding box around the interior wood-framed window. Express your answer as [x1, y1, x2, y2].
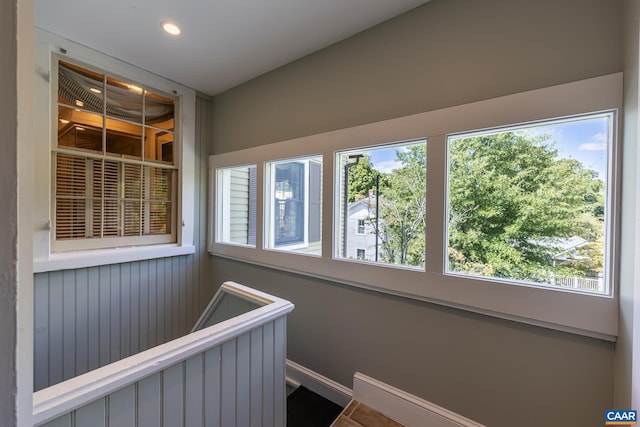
[52, 58, 179, 252]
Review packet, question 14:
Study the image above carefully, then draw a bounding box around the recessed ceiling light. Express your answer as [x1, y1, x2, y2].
[90, 87, 102, 94]
[59, 119, 70, 124]
[161, 21, 181, 36]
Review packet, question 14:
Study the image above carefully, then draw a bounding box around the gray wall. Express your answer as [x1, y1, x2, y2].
[212, 0, 622, 153]
[617, 0, 640, 409]
[33, 95, 215, 390]
[1, 0, 18, 424]
[209, 1, 623, 426]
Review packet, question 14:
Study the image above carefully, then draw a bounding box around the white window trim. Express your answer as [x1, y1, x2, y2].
[265, 157, 318, 252]
[209, 73, 622, 341]
[33, 29, 195, 273]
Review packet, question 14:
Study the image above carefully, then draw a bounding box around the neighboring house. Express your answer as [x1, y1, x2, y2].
[346, 198, 382, 261]
[550, 236, 590, 265]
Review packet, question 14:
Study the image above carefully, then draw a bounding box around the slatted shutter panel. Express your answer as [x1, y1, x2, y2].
[55, 153, 87, 239]
[91, 159, 103, 238]
[103, 160, 120, 237]
[123, 164, 142, 236]
[147, 166, 172, 234]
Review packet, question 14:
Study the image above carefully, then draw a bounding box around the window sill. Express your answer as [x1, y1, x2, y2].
[33, 244, 196, 273]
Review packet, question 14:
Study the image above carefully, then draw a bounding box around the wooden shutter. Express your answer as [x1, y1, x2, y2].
[55, 153, 87, 239]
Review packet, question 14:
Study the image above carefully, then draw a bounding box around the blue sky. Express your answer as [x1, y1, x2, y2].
[367, 140, 423, 173]
[363, 114, 611, 178]
[528, 115, 610, 179]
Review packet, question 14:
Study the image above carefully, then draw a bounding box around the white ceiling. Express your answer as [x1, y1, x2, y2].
[35, 0, 430, 95]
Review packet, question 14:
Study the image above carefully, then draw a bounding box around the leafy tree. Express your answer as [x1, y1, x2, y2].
[347, 155, 380, 202]
[376, 144, 426, 267]
[447, 132, 604, 281]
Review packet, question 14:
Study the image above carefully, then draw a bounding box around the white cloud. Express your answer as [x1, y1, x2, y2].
[374, 160, 401, 173]
[579, 133, 607, 151]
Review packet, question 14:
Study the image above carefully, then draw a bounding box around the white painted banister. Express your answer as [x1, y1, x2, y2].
[33, 282, 294, 427]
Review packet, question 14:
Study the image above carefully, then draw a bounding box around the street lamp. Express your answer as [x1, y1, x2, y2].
[343, 154, 363, 258]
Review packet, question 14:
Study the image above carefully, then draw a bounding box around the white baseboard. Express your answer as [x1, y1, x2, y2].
[353, 372, 486, 427]
[285, 360, 352, 407]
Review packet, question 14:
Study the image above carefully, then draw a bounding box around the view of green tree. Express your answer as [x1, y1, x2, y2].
[345, 144, 426, 267]
[347, 155, 382, 202]
[342, 127, 605, 285]
[447, 131, 605, 281]
[377, 144, 426, 266]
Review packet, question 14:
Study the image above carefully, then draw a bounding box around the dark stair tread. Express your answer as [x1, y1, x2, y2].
[287, 386, 344, 427]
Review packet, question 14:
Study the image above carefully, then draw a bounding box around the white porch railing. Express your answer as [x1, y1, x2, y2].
[33, 282, 294, 427]
[551, 275, 603, 292]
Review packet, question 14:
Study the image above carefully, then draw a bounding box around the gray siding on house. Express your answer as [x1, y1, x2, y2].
[34, 95, 215, 391]
[210, 1, 622, 426]
[230, 168, 251, 244]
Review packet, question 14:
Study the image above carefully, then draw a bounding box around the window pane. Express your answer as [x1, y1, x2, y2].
[265, 156, 322, 255]
[148, 166, 174, 235]
[446, 113, 611, 294]
[217, 165, 257, 246]
[58, 61, 104, 115]
[145, 90, 175, 130]
[105, 118, 142, 159]
[58, 107, 103, 152]
[335, 140, 426, 268]
[144, 128, 174, 163]
[106, 76, 143, 123]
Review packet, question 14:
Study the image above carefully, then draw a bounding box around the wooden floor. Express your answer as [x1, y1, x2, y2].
[331, 400, 406, 427]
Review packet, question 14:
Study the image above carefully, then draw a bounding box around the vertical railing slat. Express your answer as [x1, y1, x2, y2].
[204, 346, 222, 427]
[108, 384, 135, 427]
[262, 321, 275, 427]
[221, 340, 237, 427]
[75, 399, 107, 427]
[236, 333, 251, 427]
[137, 372, 162, 427]
[162, 363, 185, 427]
[184, 354, 204, 427]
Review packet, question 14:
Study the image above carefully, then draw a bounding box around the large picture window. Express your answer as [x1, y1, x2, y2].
[446, 113, 613, 294]
[53, 59, 178, 251]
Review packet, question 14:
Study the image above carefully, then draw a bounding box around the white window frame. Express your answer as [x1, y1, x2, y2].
[209, 73, 622, 341]
[264, 157, 322, 253]
[216, 165, 257, 247]
[33, 29, 196, 272]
